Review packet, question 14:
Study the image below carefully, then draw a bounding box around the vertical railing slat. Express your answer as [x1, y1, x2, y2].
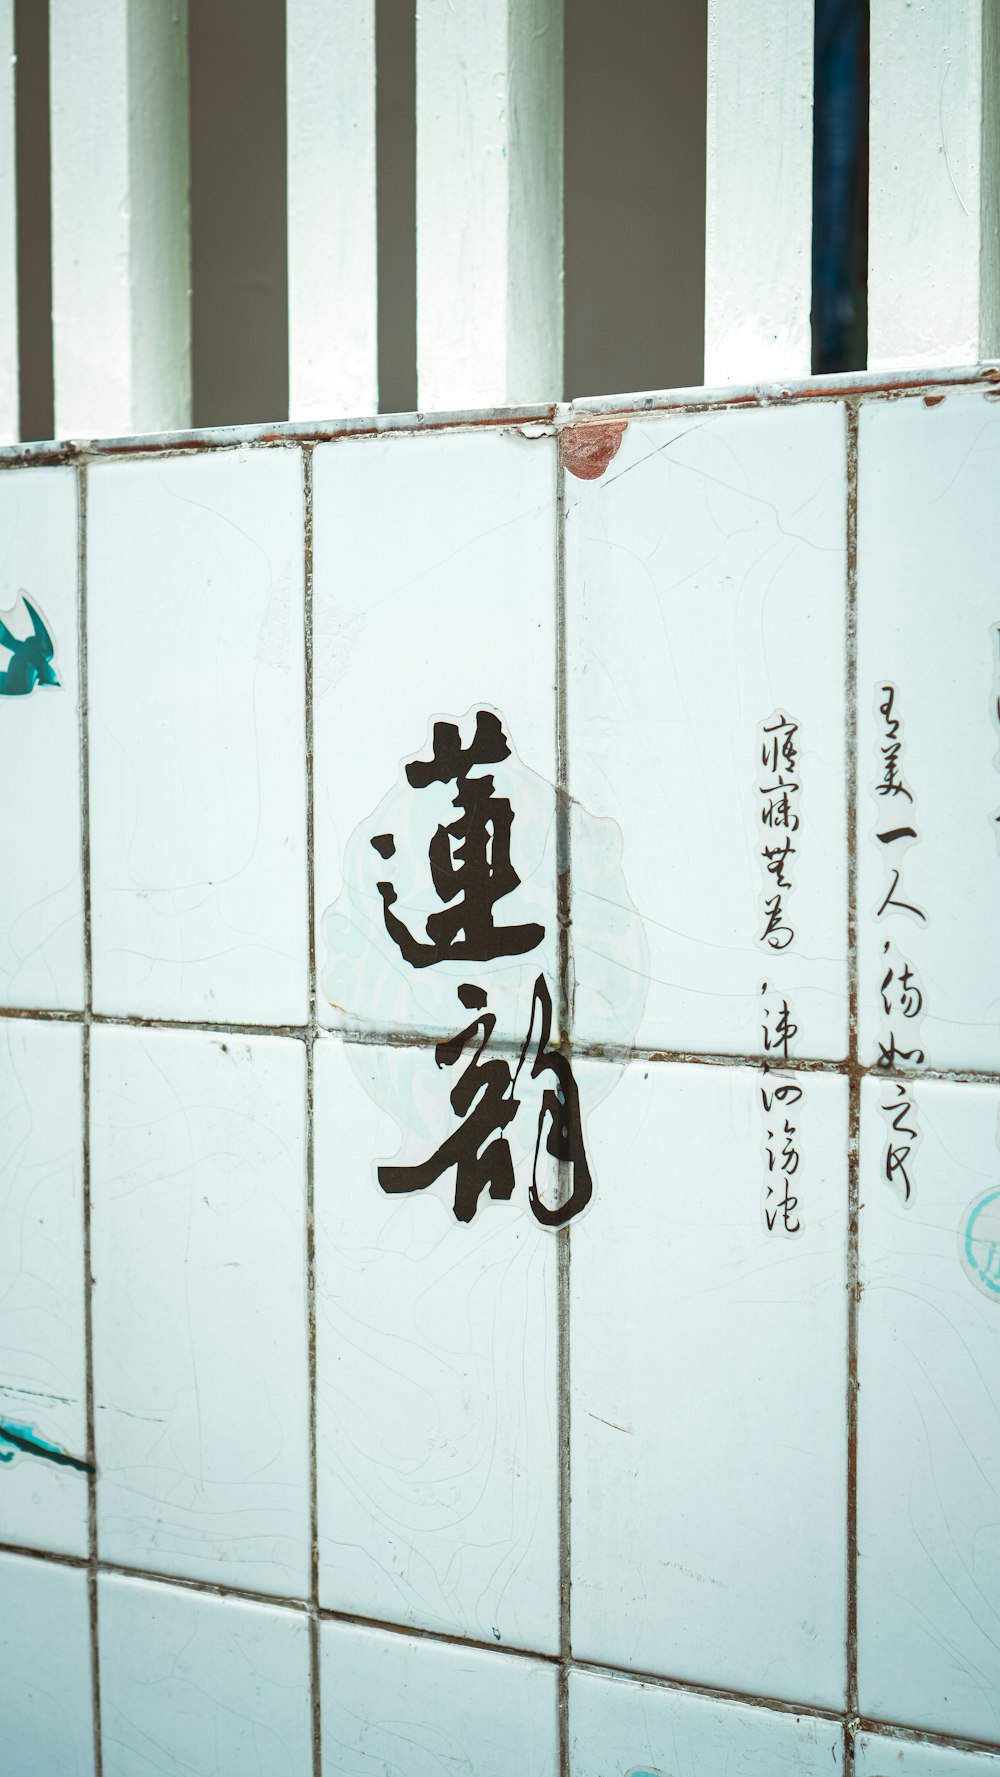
[0, 0, 17, 442]
[50, 0, 190, 440]
[416, 0, 563, 413]
[286, 0, 377, 420]
[868, 0, 1000, 370]
[705, 0, 814, 386]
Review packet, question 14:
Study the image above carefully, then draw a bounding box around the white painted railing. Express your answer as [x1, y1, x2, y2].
[2, 0, 1000, 443]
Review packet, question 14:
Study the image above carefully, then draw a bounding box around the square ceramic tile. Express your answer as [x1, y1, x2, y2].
[568, 1668, 844, 1776]
[314, 1033, 559, 1650]
[0, 1550, 94, 1775]
[0, 467, 83, 1011]
[858, 1076, 1000, 1743]
[857, 392, 1000, 1072]
[313, 429, 559, 1045]
[570, 1056, 848, 1706]
[90, 1025, 310, 1595]
[88, 447, 308, 1024]
[99, 1573, 312, 1777]
[0, 1017, 88, 1554]
[564, 403, 848, 1060]
[857, 1737, 1000, 1777]
[320, 1620, 559, 1777]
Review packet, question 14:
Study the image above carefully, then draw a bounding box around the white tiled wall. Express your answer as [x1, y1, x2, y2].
[2, 385, 999, 1771]
[320, 1620, 559, 1777]
[857, 393, 1000, 1073]
[857, 1738, 1000, 1777]
[565, 404, 849, 1062]
[312, 429, 559, 1044]
[0, 1550, 94, 1775]
[858, 1076, 1000, 1744]
[314, 1033, 559, 1651]
[90, 1025, 310, 1595]
[87, 449, 308, 1026]
[99, 1573, 313, 1777]
[570, 1056, 848, 1707]
[0, 1016, 87, 1555]
[568, 1668, 844, 1776]
[0, 467, 83, 1011]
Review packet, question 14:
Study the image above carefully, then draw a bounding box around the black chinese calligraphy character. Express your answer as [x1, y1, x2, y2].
[760, 892, 794, 951]
[374, 711, 545, 968]
[761, 835, 796, 890]
[876, 686, 914, 803]
[880, 943, 923, 1019]
[377, 975, 592, 1227]
[761, 714, 799, 776]
[875, 1032, 926, 1069]
[760, 1080, 803, 1112]
[875, 868, 926, 924]
[761, 985, 798, 1060]
[880, 1081, 918, 1202]
[780, 1118, 799, 1176]
[764, 1180, 801, 1235]
[760, 782, 800, 832]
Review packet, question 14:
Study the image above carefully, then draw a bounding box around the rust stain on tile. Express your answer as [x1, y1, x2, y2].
[559, 420, 628, 481]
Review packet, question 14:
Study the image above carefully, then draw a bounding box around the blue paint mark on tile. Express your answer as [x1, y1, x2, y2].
[0, 595, 60, 696]
[0, 1418, 92, 1473]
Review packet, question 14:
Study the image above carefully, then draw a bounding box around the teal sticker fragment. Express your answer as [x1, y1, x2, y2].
[0, 595, 60, 696]
[0, 1418, 91, 1472]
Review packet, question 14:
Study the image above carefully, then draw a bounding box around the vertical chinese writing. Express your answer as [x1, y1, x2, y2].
[756, 711, 800, 952]
[371, 710, 592, 1227]
[759, 984, 804, 1235]
[755, 712, 803, 1233]
[877, 1079, 920, 1204]
[872, 683, 926, 1200]
[760, 1071, 804, 1236]
[990, 621, 1000, 849]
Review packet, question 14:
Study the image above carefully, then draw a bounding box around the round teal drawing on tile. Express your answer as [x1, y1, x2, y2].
[959, 1186, 1000, 1301]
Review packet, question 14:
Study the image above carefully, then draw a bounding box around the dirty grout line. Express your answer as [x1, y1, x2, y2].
[2, 362, 999, 473]
[845, 401, 861, 1774]
[555, 439, 573, 1777]
[6, 997, 1000, 1084]
[77, 461, 103, 1776]
[302, 446, 323, 1777]
[3, 1536, 1000, 1759]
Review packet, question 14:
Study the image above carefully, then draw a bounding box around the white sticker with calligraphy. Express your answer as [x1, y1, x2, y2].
[321, 707, 647, 1226]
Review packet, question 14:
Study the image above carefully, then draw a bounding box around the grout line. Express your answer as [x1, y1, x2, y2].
[854, 1716, 1000, 1759]
[77, 461, 102, 1777]
[3, 1537, 1000, 1759]
[302, 447, 323, 1777]
[7, 997, 1000, 1085]
[845, 401, 861, 1773]
[3, 362, 998, 473]
[554, 439, 572, 1777]
[555, 409, 571, 1052]
[6, 997, 1000, 1087]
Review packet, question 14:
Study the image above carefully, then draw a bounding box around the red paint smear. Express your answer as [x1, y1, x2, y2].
[559, 420, 628, 480]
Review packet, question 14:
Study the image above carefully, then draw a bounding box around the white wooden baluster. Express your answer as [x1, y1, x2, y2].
[286, 0, 377, 419]
[49, 0, 190, 440]
[416, 0, 563, 412]
[0, 0, 16, 443]
[868, 0, 1000, 370]
[705, 0, 815, 386]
